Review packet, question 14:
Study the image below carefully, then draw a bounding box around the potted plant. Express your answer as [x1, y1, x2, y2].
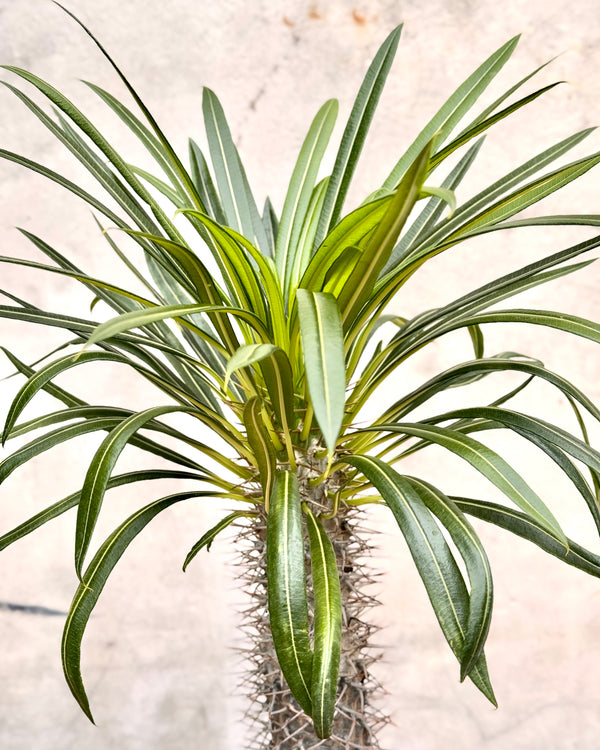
[2, 4, 600, 748]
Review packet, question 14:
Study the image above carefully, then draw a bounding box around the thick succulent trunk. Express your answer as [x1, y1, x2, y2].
[238, 473, 388, 750]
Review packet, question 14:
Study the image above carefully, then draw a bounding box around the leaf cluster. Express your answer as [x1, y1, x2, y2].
[2, 4, 600, 736]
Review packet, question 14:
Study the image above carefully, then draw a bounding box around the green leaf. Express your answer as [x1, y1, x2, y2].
[365, 423, 566, 543]
[224, 343, 278, 392]
[3, 65, 185, 245]
[75, 405, 188, 577]
[429, 82, 561, 171]
[266, 471, 313, 716]
[341, 454, 496, 704]
[225, 343, 295, 431]
[53, 1, 205, 211]
[183, 511, 253, 570]
[304, 505, 342, 738]
[405, 128, 596, 265]
[314, 24, 402, 246]
[300, 196, 391, 294]
[202, 87, 269, 254]
[0, 470, 208, 551]
[242, 397, 277, 501]
[85, 302, 270, 351]
[296, 290, 345, 459]
[2, 351, 126, 446]
[434, 406, 600, 486]
[189, 139, 227, 223]
[453, 496, 600, 579]
[382, 35, 519, 189]
[276, 99, 338, 294]
[336, 140, 433, 329]
[62, 488, 214, 722]
[404, 477, 493, 680]
[379, 356, 600, 425]
[0, 416, 206, 484]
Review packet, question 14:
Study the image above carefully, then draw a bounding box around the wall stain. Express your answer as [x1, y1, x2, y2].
[352, 9, 367, 25]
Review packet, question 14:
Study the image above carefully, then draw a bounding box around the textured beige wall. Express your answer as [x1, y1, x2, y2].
[1, 1, 600, 748]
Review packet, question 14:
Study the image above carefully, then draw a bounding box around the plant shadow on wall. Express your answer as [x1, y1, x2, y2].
[1, 3, 600, 749]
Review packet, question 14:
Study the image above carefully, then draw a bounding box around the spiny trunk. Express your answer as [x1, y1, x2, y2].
[237, 495, 388, 749]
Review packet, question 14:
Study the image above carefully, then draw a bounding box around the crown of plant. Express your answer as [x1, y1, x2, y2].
[2, 3, 600, 745]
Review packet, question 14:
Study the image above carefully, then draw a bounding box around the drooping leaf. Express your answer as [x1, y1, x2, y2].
[304, 504, 342, 738]
[453, 496, 600, 578]
[75, 405, 190, 577]
[266, 471, 313, 716]
[341, 454, 496, 704]
[404, 477, 493, 680]
[62, 489, 214, 721]
[183, 510, 254, 570]
[362, 423, 566, 544]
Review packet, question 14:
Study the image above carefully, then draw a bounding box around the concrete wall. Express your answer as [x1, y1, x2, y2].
[1, 1, 599, 748]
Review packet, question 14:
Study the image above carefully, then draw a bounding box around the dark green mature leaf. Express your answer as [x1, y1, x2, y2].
[432, 406, 600, 481]
[342, 455, 496, 703]
[379, 356, 600, 425]
[404, 477, 493, 680]
[296, 290, 345, 461]
[2, 351, 127, 445]
[0, 417, 206, 483]
[304, 505, 342, 738]
[183, 510, 254, 570]
[453, 496, 600, 578]
[75, 405, 190, 577]
[0, 470, 209, 551]
[266, 471, 313, 716]
[62, 489, 214, 722]
[362, 423, 566, 543]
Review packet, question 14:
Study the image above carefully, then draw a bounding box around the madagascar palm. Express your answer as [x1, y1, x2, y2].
[2, 5, 600, 749]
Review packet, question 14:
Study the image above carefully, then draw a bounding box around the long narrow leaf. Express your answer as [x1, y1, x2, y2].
[314, 25, 402, 246]
[62, 489, 214, 721]
[276, 99, 338, 293]
[341, 454, 496, 703]
[75, 405, 189, 576]
[183, 510, 254, 570]
[296, 290, 345, 460]
[0, 470, 209, 551]
[266, 471, 314, 715]
[304, 505, 342, 738]
[405, 477, 493, 680]
[454, 496, 600, 578]
[363, 423, 566, 543]
[243, 397, 277, 502]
